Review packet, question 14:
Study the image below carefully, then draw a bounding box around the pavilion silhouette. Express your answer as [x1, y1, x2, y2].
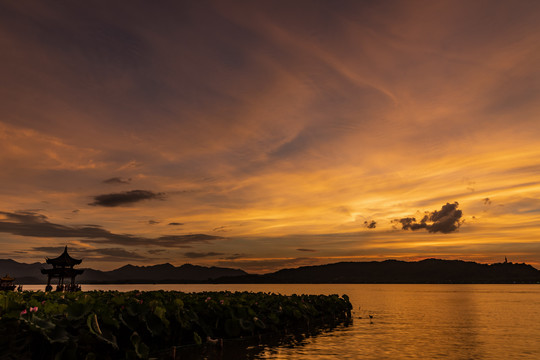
[41, 246, 84, 292]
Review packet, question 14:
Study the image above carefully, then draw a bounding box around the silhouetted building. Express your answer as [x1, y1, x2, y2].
[41, 246, 84, 292]
[0, 274, 16, 291]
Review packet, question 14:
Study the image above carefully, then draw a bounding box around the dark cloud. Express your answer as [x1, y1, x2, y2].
[156, 234, 223, 244]
[0, 210, 224, 248]
[395, 202, 463, 234]
[90, 190, 165, 207]
[33, 246, 146, 260]
[213, 225, 230, 232]
[398, 217, 428, 231]
[148, 249, 166, 254]
[483, 197, 492, 205]
[93, 248, 145, 259]
[222, 253, 246, 260]
[364, 220, 377, 229]
[168, 222, 184, 226]
[148, 220, 160, 225]
[103, 177, 132, 185]
[32, 246, 78, 254]
[1, 210, 48, 224]
[297, 248, 316, 252]
[184, 252, 225, 259]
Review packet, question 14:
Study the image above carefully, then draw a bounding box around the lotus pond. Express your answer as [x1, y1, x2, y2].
[0, 290, 352, 359]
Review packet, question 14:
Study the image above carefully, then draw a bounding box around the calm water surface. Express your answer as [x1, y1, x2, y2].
[24, 284, 540, 359]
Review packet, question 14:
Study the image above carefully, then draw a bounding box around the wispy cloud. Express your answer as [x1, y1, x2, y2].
[184, 252, 225, 259]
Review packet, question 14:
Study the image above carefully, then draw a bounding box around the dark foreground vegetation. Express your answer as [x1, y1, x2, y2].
[0, 290, 352, 359]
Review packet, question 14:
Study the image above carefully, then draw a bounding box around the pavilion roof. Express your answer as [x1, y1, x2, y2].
[1, 274, 14, 282]
[46, 246, 82, 266]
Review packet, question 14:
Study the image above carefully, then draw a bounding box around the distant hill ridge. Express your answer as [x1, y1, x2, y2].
[214, 258, 540, 284]
[0, 259, 247, 284]
[96, 263, 248, 283]
[1, 258, 539, 284]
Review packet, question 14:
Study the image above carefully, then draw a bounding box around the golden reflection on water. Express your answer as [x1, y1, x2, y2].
[22, 284, 540, 359]
[249, 284, 540, 360]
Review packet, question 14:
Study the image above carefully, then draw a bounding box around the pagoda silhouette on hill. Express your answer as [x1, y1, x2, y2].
[41, 246, 84, 292]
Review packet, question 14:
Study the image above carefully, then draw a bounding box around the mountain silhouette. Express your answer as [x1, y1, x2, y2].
[0, 259, 44, 284]
[214, 259, 540, 284]
[0, 260, 247, 284]
[1, 258, 539, 284]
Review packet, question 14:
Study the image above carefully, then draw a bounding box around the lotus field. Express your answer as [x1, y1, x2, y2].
[0, 290, 352, 359]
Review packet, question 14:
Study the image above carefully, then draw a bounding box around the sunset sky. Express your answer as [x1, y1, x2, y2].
[1, 0, 540, 272]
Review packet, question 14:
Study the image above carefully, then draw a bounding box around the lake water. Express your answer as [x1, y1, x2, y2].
[22, 284, 540, 359]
